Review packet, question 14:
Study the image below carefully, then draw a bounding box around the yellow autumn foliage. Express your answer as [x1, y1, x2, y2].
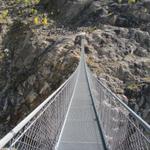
[34, 0, 40, 4]
[42, 17, 48, 25]
[0, 10, 9, 23]
[128, 0, 136, 4]
[0, 52, 4, 61]
[24, 0, 30, 5]
[34, 16, 39, 25]
[2, 10, 9, 18]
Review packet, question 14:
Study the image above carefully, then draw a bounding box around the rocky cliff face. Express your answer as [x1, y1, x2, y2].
[0, 21, 79, 137]
[40, 0, 93, 22]
[0, 0, 149, 138]
[40, 0, 150, 123]
[125, 83, 150, 124]
[81, 25, 150, 123]
[40, 0, 150, 27]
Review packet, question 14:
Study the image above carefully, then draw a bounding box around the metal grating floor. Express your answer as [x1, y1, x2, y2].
[57, 61, 104, 150]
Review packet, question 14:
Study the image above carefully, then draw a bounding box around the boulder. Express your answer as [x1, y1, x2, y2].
[26, 91, 38, 104]
[129, 29, 150, 50]
[143, 0, 150, 10]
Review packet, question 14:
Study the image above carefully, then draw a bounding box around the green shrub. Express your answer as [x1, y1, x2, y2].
[128, 0, 136, 4]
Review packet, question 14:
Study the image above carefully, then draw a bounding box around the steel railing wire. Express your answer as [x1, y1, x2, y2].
[85, 64, 150, 150]
[0, 65, 79, 150]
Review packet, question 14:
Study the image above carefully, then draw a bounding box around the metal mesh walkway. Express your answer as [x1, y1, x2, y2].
[56, 54, 105, 150]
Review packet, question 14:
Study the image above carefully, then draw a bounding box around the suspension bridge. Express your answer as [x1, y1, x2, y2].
[0, 37, 150, 150]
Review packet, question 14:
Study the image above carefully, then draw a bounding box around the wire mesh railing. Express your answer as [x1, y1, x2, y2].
[0, 66, 79, 150]
[86, 66, 150, 150]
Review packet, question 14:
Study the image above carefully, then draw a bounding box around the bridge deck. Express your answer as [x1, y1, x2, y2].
[57, 61, 104, 150]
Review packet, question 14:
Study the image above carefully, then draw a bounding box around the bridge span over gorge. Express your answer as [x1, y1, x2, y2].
[0, 37, 150, 150]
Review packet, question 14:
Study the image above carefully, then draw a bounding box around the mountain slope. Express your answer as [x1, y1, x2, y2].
[0, 0, 149, 138]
